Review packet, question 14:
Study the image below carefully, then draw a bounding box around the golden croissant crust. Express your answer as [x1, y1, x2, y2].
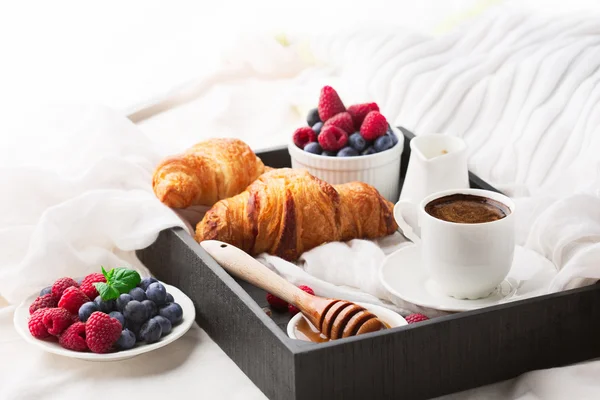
[195, 168, 398, 261]
[152, 138, 265, 208]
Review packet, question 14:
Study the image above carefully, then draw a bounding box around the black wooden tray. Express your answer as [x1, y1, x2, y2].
[136, 128, 600, 400]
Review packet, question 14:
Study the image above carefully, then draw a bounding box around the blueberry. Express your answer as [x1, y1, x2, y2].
[129, 287, 147, 302]
[141, 300, 158, 318]
[123, 300, 149, 324]
[322, 150, 337, 156]
[94, 296, 116, 313]
[124, 320, 143, 342]
[348, 132, 367, 152]
[362, 146, 377, 156]
[159, 303, 183, 325]
[312, 122, 323, 135]
[139, 277, 158, 291]
[337, 147, 359, 157]
[40, 286, 52, 296]
[116, 294, 133, 312]
[140, 318, 163, 344]
[146, 282, 167, 306]
[165, 293, 174, 304]
[79, 301, 99, 322]
[306, 107, 321, 127]
[109, 311, 125, 328]
[386, 126, 399, 145]
[374, 135, 393, 152]
[304, 142, 322, 155]
[116, 329, 136, 350]
[153, 316, 172, 336]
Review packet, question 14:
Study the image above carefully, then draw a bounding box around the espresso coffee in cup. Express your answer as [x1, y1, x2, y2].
[424, 194, 511, 224]
[394, 188, 516, 299]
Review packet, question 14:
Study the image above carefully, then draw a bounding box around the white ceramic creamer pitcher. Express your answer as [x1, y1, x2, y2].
[400, 133, 469, 205]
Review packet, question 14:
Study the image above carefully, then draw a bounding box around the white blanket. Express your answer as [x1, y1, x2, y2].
[2, 5, 600, 400]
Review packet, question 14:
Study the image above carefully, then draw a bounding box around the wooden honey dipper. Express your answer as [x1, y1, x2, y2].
[200, 240, 387, 339]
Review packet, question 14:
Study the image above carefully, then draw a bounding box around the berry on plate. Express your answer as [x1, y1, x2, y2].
[362, 146, 377, 156]
[306, 107, 321, 127]
[165, 293, 174, 304]
[42, 307, 74, 336]
[129, 287, 147, 302]
[51, 277, 79, 299]
[318, 86, 346, 122]
[146, 282, 167, 306]
[40, 286, 52, 296]
[347, 102, 379, 131]
[123, 300, 149, 324]
[303, 142, 322, 155]
[109, 311, 125, 328]
[139, 277, 158, 291]
[159, 303, 183, 325]
[29, 293, 58, 315]
[348, 132, 367, 152]
[288, 285, 314, 315]
[360, 111, 388, 141]
[153, 315, 172, 336]
[405, 313, 429, 324]
[116, 293, 133, 312]
[337, 147, 359, 157]
[318, 126, 348, 152]
[116, 329, 136, 350]
[312, 122, 323, 135]
[386, 125, 399, 145]
[293, 127, 317, 149]
[78, 301, 99, 322]
[85, 311, 122, 353]
[141, 300, 158, 318]
[58, 286, 90, 315]
[59, 322, 88, 351]
[374, 135, 394, 153]
[140, 318, 163, 344]
[266, 293, 288, 311]
[28, 309, 51, 339]
[323, 111, 354, 134]
[94, 296, 116, 314]
[79, 272, 106, 300]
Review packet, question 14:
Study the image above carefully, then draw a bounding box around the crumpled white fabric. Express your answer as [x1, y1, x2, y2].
[0, 105, 187, 304]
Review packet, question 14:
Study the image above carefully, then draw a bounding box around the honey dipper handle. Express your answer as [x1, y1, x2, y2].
[200, 240, 311, 307]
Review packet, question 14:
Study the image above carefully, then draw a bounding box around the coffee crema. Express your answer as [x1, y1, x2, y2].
[425, 194, 510, 224]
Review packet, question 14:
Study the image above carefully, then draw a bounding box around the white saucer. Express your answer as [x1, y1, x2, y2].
[14, 282, 195, 361]
[380, 245, 556, 312]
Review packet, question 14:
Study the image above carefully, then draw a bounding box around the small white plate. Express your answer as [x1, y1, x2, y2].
[287, 301, 407, 341]
[14, 282, 195, 361]
[380, 245, 553, 312]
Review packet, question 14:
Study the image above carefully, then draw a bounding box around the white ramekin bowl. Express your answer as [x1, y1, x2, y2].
[288, 127, 404, 202]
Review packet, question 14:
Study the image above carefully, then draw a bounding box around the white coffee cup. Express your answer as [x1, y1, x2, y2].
[394, 188, 516, 299]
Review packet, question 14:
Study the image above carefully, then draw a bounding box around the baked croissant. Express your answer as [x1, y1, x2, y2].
[196, 168, 398, 260]
[152, 138, 266, 208]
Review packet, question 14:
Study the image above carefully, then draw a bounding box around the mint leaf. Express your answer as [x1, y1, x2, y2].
[94, 282, 120, 300]
[110, 268, 141, 294]
[101, 266, 114, 282]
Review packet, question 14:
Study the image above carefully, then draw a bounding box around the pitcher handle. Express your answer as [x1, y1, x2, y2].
[393, 200, 421, 244]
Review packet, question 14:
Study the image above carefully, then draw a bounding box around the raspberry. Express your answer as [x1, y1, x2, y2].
[318, 126, 348, 152]
[28, 309, 50, 339]
[51, 277, 79, 299]
[59, 322, 88, 351]
[323, 111, 354, 134]
[360, 111, 388, 141]
[405, 313, 429, 324]
[347, 102, 380, 130]
[266, 293, 288, 311]
[58, 286, 90, 314]
[318, 86, 346, 122]
[292, 127, 317, 149]
[42, 307, 74, 336]
[80, 273, 106, 300]
[29, 293, 58, 315]
[85, 311, 122, 353]
[288, 285, 315, 315]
